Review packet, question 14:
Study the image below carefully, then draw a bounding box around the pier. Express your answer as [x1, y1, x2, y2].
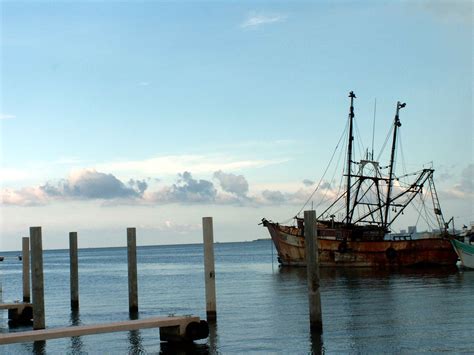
[0, 222, 215, 345]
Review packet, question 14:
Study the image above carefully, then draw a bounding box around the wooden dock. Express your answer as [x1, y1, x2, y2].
[0, 224, 214, 347]
[0, 315, 208, 345]
[0, 302, 32, 311]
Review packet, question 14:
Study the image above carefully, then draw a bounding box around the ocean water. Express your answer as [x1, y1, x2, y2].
[0, 240, 473, 354]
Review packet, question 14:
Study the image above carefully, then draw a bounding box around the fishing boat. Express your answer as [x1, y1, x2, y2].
[262, 91, 458, 268]
[451, 225, 474, 269]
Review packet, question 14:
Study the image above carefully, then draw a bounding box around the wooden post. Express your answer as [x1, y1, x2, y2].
[127, 228, 138, 313]
[30, 226, 45, 330]
[22, 237, 31, 303]
[304, 210, 322, 332]
[69, 232, 79, 310]
[202, 217, 216, 321]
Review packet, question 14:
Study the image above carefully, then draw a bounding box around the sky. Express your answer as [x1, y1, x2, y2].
[0, 0, 472, 251]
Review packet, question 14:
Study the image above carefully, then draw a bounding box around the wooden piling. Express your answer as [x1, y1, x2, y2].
[304, 210, 322, 332]
[30, 226, 45, 330]
[202, 217, 216, 321]
[22, 237, 31, 303]
[127, 228, 138, 313]
[69, 232, 79, 310]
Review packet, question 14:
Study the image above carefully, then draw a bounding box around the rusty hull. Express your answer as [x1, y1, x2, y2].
[265, 222, 458, 268]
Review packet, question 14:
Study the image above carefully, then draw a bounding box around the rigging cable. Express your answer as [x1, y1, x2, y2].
[376, 124, 394, 162]
[316, 124, 347, 210]
[398, 130, 408, 177]
[397, 170, 423, 179]
[423, 187, 438, 229]
[413, 190, 437, 231]
[354, 118, 366, 161]
[293, 121, 349, 219]
[371, 98, 377, 159]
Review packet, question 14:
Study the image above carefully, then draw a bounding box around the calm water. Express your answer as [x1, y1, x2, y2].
[0, 240, 473, 354]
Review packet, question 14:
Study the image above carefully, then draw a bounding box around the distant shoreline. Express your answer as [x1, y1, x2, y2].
[0, 239, 271, 254]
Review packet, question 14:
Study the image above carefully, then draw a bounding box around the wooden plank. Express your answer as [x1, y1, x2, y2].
[0, 316, 199, 345]
[0, 303, 32, 310]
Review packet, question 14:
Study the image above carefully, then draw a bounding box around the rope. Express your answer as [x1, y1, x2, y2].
[354, 118, 366, 159]
[413, 190, 437, 231]
[398, 131, 407, 177]
[316, 127, 347, 209]
[376, 124, 394, 162]
[292, 120, 348, 219]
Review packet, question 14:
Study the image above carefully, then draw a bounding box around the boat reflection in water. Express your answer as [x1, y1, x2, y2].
[274, 265, 468, 354]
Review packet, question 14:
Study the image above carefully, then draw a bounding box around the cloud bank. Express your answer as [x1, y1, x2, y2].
[6, 164, 469, 209]
[1, 168, 330, 207]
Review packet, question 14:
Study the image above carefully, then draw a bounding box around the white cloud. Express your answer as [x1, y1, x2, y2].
[1, 154, 288, 188]
[1, 157, 87, 186]
[146, 171, 216, 204]
[0, 168, 31, 184]
[1, 187, 48, 206]
[261, 190, 286, 203]
[1, 169, 147, 206]
[41, 169, 146, 200]
[156, 220, 201, 234]
[2, 167, 306, 207]
[0, 114, 16, 120]
[97, 154, 284, 179]
[214, 170, 249, 197]
[439, 164, 474, 200]
[252, 181, 303, 192]
[241, 12, 287, 29]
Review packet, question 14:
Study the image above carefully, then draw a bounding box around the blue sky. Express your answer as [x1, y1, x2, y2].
[1, 0, 472, 250]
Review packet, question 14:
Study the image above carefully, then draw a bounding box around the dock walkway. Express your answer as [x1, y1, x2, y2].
[0, 315, 208, 345]
[0, 302, 32, 311]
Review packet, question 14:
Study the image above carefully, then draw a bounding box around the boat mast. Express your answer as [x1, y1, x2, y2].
[384, 101, 405, 227]
[346, 91, 356, 224]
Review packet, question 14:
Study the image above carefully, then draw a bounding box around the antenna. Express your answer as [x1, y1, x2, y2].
[371, 98, 376, 160]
